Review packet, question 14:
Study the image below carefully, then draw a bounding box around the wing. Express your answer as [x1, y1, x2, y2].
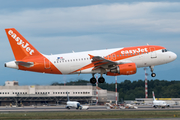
[88, 54, 132, 71]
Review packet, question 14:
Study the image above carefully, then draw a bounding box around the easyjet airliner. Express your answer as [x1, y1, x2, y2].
[5, 28, 177, 84]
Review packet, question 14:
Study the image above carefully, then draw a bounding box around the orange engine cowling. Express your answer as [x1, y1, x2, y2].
[106, 63, 137, 76]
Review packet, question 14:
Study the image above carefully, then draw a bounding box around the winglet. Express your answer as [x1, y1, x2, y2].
[88, 54, 94, 59]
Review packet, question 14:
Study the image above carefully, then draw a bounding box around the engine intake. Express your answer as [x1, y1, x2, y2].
[109, 66, 120, 74]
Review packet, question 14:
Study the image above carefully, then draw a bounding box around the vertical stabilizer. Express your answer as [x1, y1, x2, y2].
[67, 91, 70, 101]
[5, 28, 42, 60]
[152, 91, 156, 101]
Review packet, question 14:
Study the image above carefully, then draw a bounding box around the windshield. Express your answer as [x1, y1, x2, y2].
[162, 49, 168, 53]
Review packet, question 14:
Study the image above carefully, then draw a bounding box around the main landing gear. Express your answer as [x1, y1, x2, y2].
[90, 74, 105, 84]
[149, 66, 156, 77]
[90, 77, 96, 84]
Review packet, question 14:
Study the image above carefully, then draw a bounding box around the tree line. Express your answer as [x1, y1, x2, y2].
[51, 79, 180, 100]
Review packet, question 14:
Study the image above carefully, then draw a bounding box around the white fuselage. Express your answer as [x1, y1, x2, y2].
[153, 100, 167, 106]
[45, 48, 176, 74]
[66, 101, 80, 109]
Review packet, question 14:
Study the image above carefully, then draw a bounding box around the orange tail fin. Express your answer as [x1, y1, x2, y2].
[5, 28, 42, 60]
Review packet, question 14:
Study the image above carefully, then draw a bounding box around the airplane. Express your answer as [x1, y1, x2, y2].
[4, 28, 177, 84]
[66, 92, 84, 110]
[152, 91, 170, 108]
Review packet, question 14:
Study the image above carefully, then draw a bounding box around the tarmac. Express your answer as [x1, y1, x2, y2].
[0, 105, 180, 120]
[0, 105, 179, 112]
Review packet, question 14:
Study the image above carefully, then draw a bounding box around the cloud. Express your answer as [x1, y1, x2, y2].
[1, 2, 180, 53]
[1, 2, 180, 35]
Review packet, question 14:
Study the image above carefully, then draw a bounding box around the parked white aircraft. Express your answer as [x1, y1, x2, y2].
[152, 91, 170, 108]
[66, 92, 89, 110]
[5, 28, 177, 84]
[66, 92, 82, 109]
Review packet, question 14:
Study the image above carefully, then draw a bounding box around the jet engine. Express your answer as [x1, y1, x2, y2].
[107, 63, 137, 76]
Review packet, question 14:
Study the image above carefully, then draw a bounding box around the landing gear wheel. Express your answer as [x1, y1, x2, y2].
[151, 73, 156, 77]
[98, 77, 105, 83]
[90, 77, 96, 84]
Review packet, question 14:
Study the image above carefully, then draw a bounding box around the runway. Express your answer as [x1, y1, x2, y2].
[0, 105, 180, 112]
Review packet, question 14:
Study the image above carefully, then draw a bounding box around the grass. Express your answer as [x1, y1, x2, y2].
[0, 110, 180, 119]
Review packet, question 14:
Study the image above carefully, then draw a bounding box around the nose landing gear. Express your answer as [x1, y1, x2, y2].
[149, 66, 156, 77]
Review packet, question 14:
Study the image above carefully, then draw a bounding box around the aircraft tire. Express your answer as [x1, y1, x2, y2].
[90, 77, 96, 84]
[151, 73, 156, 77]
[98, 77, 105, 83]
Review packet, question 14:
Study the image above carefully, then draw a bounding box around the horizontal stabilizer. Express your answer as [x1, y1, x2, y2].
[15, 61, 34, 68]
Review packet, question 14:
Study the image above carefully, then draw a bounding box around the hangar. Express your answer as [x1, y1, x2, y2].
[0, 81, 118, 106]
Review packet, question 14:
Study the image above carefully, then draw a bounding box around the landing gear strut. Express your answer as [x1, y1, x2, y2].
[149, 66, 156, 77]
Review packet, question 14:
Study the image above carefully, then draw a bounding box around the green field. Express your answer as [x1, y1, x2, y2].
[0, 110, 180, 119]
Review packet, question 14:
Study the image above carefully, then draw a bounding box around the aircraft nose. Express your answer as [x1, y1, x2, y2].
[170, 52, 177, 61]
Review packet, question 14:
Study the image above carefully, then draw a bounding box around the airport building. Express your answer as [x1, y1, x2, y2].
[0, 81, 118, 106]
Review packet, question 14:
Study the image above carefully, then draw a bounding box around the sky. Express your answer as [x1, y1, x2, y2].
[0, 0, 180, 85]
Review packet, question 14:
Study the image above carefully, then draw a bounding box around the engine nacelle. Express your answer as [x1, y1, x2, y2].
[107, 63, 137, 76]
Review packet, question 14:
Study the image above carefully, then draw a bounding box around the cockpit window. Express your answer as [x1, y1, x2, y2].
[162, 49, 168, 53]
